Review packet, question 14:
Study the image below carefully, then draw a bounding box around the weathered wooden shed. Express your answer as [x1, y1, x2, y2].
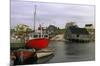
[64, 26, 91, 42]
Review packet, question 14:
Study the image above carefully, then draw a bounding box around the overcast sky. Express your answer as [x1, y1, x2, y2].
[11, 0, 95, 29]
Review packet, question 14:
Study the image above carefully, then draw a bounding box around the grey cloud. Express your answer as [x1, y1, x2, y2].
[11, 0, 95, 29]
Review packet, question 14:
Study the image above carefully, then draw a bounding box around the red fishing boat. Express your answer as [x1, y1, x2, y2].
[26, 28, 49, 49]
[11, 5, 49, 65]
[25, 5, 49, 49]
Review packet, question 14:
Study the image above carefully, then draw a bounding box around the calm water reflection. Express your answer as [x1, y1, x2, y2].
[45, 41, 95, 63]
[16, 41, 95, 65]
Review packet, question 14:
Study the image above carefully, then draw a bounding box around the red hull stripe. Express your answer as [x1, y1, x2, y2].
[26, 38, 49, 49]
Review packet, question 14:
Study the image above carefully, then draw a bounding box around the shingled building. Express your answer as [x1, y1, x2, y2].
[64, 26, 91, 42]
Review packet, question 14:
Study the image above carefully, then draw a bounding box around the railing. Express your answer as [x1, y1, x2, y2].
[28, 33, 49, 39]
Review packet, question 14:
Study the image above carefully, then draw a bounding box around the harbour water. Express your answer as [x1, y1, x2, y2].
[12, 41, 95, 65]
[47, 41, 95, 63]
[37, 41, 95, 64]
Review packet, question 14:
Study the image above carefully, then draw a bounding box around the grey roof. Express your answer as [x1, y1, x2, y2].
[69, 26, 89, 35]
[85, 24, 93, 27]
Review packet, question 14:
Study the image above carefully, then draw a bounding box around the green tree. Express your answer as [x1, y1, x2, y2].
[14, 24, 32, 37]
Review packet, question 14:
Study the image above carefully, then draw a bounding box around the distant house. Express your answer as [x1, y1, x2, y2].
[64, 26, 91, 42]
[47, 25, 58, 38]
[85, 24, 95, 41]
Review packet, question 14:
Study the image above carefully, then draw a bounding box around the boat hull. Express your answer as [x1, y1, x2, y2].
[26, 38, 49, 49]
[14, 50, 33, 60]
[13, 49, 37, 65]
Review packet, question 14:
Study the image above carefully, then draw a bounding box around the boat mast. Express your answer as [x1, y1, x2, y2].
[33, 5, 37, 32]
[33, 5, 43, 38]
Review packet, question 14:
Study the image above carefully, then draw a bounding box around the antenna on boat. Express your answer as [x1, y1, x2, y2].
[33, 5, 37, 32]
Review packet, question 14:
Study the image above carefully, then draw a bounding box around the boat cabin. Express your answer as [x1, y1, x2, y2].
[28, 32, 49, 40]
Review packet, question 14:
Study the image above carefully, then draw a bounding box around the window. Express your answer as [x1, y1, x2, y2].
[44, 35, 48, 38]
[39, 34, 41, 38]
[77, 34, 79, 37]
[34, 35, 38, 38]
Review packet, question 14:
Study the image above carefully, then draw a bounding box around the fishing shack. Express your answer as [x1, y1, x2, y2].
[64, 26, 91, 42]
